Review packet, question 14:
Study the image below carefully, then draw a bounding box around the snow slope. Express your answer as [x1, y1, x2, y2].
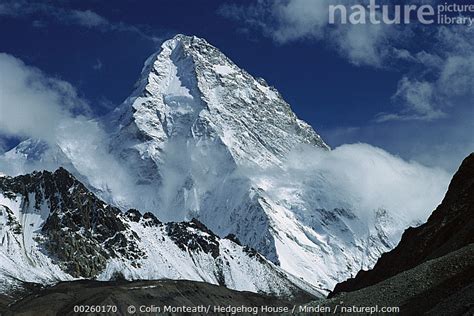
[103, 35, 421, 292]
[0, 169, 320, 298]
[0, 34, 448, 293]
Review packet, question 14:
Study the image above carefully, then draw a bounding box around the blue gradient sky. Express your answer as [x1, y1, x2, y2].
[0, 0, 472, 171]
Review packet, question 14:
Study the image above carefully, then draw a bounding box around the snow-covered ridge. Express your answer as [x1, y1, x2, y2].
[0, 34, 447, 294]
[103, 34, 406, 292]
[0, 168, 321, 298]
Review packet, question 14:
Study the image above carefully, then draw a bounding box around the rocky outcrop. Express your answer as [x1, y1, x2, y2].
[0, 168, 144, 277]
[166, 219, 220, 259]
[308, 244, 474, 315]
[0, 167, 321, 298]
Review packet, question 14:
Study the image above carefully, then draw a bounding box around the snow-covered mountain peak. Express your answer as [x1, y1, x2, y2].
[114, 34, 328, 170]
[0, 35, 430, 294]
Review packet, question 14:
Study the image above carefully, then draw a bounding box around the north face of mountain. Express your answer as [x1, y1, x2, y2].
[331, 153, 474, 296]
[0, 35, 439, 292]
[103, 34, 415, 291]
[110, 34, 328, 169]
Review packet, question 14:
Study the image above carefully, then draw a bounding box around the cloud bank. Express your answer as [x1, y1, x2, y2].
[0, 53, 146, 209]
[0, 54, 453, 226]
[0, 53, 89, 141]
[280, 144, 449, 222]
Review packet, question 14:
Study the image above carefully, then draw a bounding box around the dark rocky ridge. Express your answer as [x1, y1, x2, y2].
[0, 169, 237, 279]
[331, 153, 474, 297]
[0, 279, 315, 316]
[0, 168, 144, 277]
[1, 167, 314, 299]
[0, 168, 246, 279]
[166, 218, 221, 259]
[308, 244, 474, 315]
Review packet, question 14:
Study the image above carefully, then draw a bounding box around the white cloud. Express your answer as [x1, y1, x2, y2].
[438, 55, 474, 97]
[297, 144, 449, 220]
[70, 9, 108, 28]
[320, 109, 474, 172]
[0, 53, 88, 141]
[219, 0, 398, 67]
[0, 54, 144, 209]
[271, 0, 329, 42]
[246, 143, 450, 225]
[220, 1, 473, 123]
[380, 27, 474, 122]
[376, 77, 446, 122]
[332, 22, 393, 67]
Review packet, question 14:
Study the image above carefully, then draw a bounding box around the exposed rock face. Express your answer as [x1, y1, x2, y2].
[331, 153, 474, 297]
[308, 244, 474, 315]
[166, 218, 220, 259]
[0, 168, 320, 298]
[0, 168, 143, 278]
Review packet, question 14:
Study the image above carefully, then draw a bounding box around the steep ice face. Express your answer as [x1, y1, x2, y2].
[110, 34, 328, 168]
[102, 34, 404, 292]
[106, 34, 331, 230]
[107, 34, 329, 217]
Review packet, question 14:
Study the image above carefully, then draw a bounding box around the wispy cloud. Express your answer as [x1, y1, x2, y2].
[381, 27, 474, 122]
[69, 9, 109, 28]
[0, 53, 90, 141]
[0, 53, 140, 206]
[93, 59, 103, 71]
[0, 0, 162, 43]
[219, 1, 474, 123]
[218, 0, 399, 67]
[375, 77, 446, 122]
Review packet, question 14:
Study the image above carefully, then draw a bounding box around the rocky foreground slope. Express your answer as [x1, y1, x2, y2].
[311, 153, 474, 315]
[0, 279, 315, 316]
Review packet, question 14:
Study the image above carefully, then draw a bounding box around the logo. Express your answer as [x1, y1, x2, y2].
[329, 0, 474, 26]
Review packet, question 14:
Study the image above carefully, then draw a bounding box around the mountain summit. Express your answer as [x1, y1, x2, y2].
[0, 35, 435, 292]
[112, 34, 328, 166]
[104, 34, 405, 291]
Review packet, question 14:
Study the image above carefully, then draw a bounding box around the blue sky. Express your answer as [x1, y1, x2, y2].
[0, 0, 472, 171]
